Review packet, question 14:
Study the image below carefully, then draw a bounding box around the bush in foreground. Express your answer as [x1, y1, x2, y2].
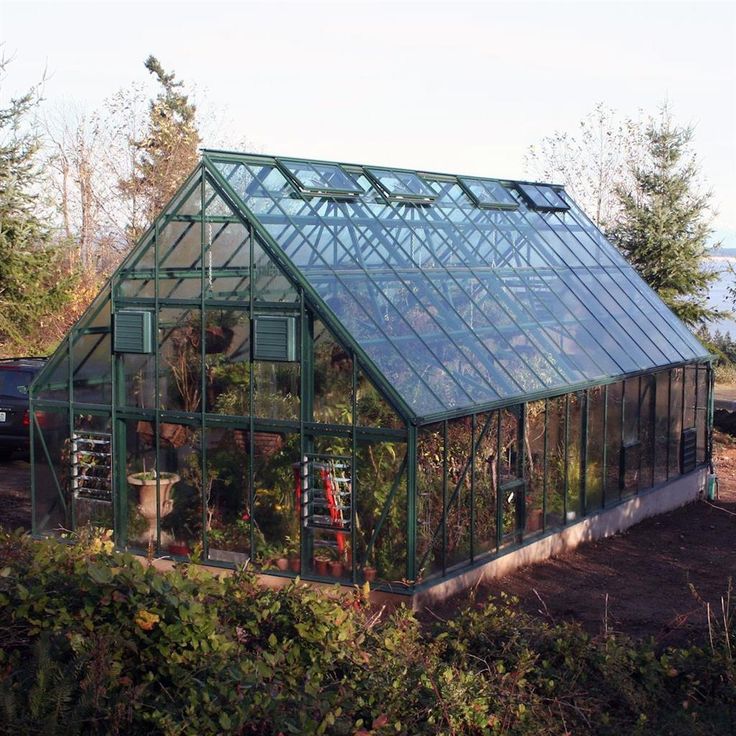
[0, 530, 733, 735]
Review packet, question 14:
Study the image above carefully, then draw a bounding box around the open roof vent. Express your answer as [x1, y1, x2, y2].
[517, 183, 569, 212]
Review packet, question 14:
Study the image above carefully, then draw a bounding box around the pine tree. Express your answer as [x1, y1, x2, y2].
[0, 64, 80, 355]
[121, 56, 200, 242]
[610, 108, 721, 327]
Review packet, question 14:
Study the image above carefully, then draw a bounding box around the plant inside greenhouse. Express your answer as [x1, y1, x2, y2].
[29, 152, 712, 601]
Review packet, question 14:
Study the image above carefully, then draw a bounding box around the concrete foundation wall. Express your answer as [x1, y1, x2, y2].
[411, 467, 708, 610]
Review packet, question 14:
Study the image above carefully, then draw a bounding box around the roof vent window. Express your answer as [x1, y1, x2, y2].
[459, 177, 519, 210]
[365, 168, 437, 202]
[278, 159, 363, 196]
[517, 183, 569, 212]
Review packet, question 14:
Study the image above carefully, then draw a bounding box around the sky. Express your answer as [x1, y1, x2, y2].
[2, 0, 736, 243]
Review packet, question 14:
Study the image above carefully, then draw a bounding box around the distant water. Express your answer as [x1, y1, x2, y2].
[706, 256, 736, 336]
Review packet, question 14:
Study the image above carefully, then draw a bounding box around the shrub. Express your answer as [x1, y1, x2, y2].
[0, 530, 733, 735]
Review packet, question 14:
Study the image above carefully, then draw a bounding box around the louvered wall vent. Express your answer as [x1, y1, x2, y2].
[114, 310, 153, 354]
[253, 316, 297, 362]
[680, 427, 697, 475]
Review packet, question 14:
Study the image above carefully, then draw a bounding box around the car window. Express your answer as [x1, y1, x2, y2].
[0, 370, 34, 398]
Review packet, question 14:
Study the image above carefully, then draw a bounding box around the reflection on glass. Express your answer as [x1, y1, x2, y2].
[473, 412, 498, 555]
[445, 417, 472, 568]
[313, 321, 353, 425]
[416, 423, 444, 578]
[524, 401, 546, 535]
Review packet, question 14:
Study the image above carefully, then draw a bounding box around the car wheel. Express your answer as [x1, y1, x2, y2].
[0, 447, 14, 462]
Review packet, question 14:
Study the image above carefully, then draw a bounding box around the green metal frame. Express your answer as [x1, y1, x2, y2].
[28, 151, 716, 596]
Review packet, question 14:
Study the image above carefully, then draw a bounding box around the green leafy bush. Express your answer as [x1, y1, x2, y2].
[0, 530, 733, 735]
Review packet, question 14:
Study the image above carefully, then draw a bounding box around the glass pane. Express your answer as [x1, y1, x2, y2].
[586, 386, 605, 512]
[72, 333, 112, 405]
[280, 159, 362, 194]
[654, 371, 670, 485]
[32, 407, 68, 534]
[366, 168, 436, 200]
[356, 366, 404, 429]
[205, 425, 251, 565]
[544, 397, 566, 527]
[253, 239, 298, 302]
[159, 220, 202, 273]
[205, 310, 250, 416]
[518, 183, 568, 211]
[253, 361, 299, 421]
[696, 365, 708, 465]
[158, 425, 201, 555]
[313, 320, 352, 426]
[445, 417, 472, 568]
[34, 348, 70, 402]
[524, 401, 546, 535]
[473, 411, 498, 556]
[158, 308, 202, 414]
[566, 392, 584, 520]
[622, 378, 641, 497]
[605, 382, 623, 505]
[639, 375, 655, 491]
[122, 353, 155, 409]
[669, 368, 684, 478]
[355, 440, 407, 583]
[460, 177, 518, 209]
[416, 422, 444, 579]
[252, 431, 301, 572]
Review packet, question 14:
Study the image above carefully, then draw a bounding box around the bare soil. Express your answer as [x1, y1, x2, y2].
[427, 431, 736, 647]
[1, 438, 735, 645]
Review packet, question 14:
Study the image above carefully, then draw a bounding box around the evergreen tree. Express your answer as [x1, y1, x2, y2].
[0, 65, 80, 355]
[610, 108, 721, 327]
[121, 56, 200, 242]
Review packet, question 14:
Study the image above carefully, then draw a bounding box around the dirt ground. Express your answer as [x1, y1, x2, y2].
[428, 431, 736, 647]
[1, 437, 735, 646]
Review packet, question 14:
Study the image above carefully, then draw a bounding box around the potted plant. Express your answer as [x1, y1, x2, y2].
[313, 546, 334, 576]
[286, 536, 300, 573]
[127, 470, 180, 541]
[362, 558, 377, 583]
[329, 557, 344, 578]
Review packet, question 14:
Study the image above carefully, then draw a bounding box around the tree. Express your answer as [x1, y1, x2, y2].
[526, 103, 646, 230]
[121, 56, 200, 242]
[0, 59, 82, 355]
[609, 107, 722, 328]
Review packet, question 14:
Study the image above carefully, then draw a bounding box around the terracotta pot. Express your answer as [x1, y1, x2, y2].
[314, 557, 330, 576]
[275, 557, 289, 571]
[363, 566, 377, 583]
[526, 508, 543, 532]
[168, 542, 190, 557]
[329, 560, 344, 578]
[288, 555, 300, 573]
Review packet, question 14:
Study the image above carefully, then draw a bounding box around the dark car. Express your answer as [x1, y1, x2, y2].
[0, 357, 46, 461]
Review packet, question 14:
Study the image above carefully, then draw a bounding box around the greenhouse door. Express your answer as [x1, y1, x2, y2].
[499, 405, 525, 547]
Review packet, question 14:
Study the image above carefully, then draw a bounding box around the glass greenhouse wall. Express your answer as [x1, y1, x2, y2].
[30, 153, 712, 594]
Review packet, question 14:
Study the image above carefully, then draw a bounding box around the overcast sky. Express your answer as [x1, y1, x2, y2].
[2, 0, 735, 243]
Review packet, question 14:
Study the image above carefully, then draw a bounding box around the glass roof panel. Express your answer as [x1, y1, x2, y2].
[459, 177, 518, 209]
[208, 154, 708, 421]
[366, 168, 436, 200]
[279, 159, 363, 194]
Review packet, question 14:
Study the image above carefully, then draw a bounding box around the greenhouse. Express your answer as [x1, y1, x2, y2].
[29, 151, 713, 601]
